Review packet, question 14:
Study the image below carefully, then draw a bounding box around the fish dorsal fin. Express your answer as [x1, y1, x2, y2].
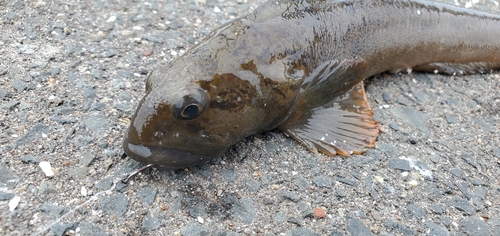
[279, 81, 378, 156]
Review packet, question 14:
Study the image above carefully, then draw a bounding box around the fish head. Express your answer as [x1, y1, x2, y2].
[123, 57, 302, 169]
[123, 17, 308, 169]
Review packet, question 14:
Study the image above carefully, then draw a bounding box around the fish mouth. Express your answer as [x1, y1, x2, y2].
[123, 137, 216, 170]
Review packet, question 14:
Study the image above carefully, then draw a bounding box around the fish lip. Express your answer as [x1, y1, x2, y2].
[123, 137, 216, 170]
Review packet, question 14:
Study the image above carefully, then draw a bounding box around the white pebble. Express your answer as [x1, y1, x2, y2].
[408, 180, 418, 187]
[132, 25, 144, 31]
[81, 186, 87, 196]
[374, 176, 384, 183]
[106, 15, 117, 23]
[9, 196, 21, 211]
[213, 7, 221, 13]
[39, 161, 55, 177]
[197, 216, 204, 224]
[121, 30, 134, 36]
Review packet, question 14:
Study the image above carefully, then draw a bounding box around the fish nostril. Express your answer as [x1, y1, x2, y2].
[154, 131, 164, 139]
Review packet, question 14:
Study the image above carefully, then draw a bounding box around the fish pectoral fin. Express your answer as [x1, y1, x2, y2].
[302, 58, 367, 98]
[279, 82, 378, 156]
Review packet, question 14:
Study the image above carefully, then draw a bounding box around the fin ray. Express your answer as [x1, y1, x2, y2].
[280, 81, 378, 157]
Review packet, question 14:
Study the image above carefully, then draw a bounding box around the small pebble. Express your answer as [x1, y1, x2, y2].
[409, 137, 418, 144]
[39, 161, 54, 177]
[143, 49, 153, 56]
[374, 176, 384, 183]
[314, 208, 326, 218]
[106, 15, 117, 22]
[389, 123, 400, 131]
[407, 180, 418, 187]
[9, 196, 21, 211]
[121, 30, 134, 36]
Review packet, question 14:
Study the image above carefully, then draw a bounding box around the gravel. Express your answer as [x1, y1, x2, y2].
[0, 0, 499, 235]
[346, 218, 374, 236]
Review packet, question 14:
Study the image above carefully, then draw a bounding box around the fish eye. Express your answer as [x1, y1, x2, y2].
[173, 89, 208, 120]
[179, 103, 203, 119]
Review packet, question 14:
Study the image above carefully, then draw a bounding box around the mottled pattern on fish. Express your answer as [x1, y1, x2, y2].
[123, 0, 500, 169]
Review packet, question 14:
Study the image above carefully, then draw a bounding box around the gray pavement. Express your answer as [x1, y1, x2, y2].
[0, 0, 499, 235]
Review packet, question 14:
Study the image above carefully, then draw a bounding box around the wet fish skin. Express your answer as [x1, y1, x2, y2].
[123, 0, 500, 169]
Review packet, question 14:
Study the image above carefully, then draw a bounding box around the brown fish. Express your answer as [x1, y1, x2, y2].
[123, 0, 500, 169]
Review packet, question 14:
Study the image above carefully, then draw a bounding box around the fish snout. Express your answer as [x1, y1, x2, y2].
[122, 136, 216, 170]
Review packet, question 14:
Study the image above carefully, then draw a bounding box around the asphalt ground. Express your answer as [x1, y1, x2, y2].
[0, 0, 499, 235]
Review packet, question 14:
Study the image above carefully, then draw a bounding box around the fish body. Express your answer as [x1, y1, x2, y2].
[123, 0, 500, 169]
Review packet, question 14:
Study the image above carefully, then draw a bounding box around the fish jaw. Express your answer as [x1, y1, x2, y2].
[123, 136, 216, 170]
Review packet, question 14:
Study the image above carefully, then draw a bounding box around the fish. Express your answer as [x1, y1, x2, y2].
[123, 0, 500, 170]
